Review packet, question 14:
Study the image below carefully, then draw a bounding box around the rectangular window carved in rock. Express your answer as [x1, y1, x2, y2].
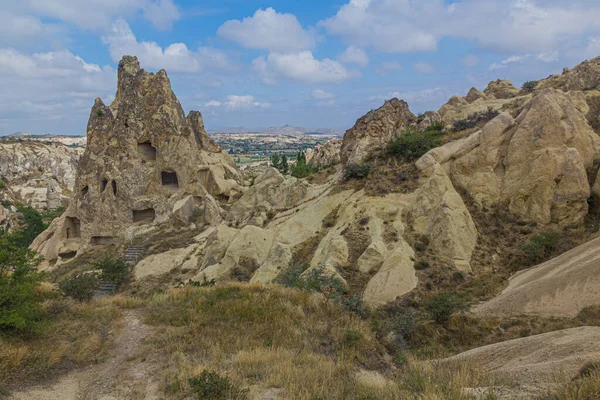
[138, 141, 157, 161]
[161, 171, 179, 188]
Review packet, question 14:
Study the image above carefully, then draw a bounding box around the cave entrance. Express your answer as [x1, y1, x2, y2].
[161, 171, 179, 189]
[64, 217, 81, 239]
[133, 208, 156, 223]
[138, 141, 157, 162]
[101, 179, 108, 192]
[91, 236, 116, 246]
[111, 180, 117, 196]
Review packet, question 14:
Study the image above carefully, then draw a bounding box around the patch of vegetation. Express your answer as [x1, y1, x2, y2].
[94, 256, 131, 285]
[0, 180, 5, 190]
[270, 153, 289, 174]
[59, 273, 99, 302]
[424, 291, 468, 325]
[414, 260, 430, 270]
[452, 107, 500, 132]
[521, 232, 560, 266]
[291, 151, 320, 179]
[522, 80, 538, 91]
[96, 109, 104, 117]
[343, 163, 371, 180]
[276, 264, 347, 301]
[188, 370, 248, 400]
[386, 124, 444, 161]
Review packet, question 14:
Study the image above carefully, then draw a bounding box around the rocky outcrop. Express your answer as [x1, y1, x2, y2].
[307, 138, 342, 168]
[427, 89, 600, 226]
[0, 141, 82, 210]
[483, 79, 520, 99]
[465, 87, 485, 103]
[31, 56, 241, 265]
[475, 236, 600, 318]
[340, 98, 416, 165]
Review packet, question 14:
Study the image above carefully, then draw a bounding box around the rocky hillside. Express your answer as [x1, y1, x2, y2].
[18, 55, 600, 399]
[0, 140, 82, 210]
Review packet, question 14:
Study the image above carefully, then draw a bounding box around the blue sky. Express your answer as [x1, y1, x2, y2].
[2, 0, 600, 135]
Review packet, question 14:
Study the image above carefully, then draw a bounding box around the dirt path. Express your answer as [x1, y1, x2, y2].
[10, 311, 159, 400]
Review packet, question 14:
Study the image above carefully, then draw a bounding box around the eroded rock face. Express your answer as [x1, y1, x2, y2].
[340, 98, 416, 165]
[0, 141, 82, 210]
[483, 79, 520, 99]
[31, 56, 240, 264]
[308, 138, 342, 168]
[427, 89, 600, 226]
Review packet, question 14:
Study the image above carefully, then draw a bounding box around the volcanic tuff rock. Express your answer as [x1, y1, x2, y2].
[483, 79, 520, 99]
[0, 141, 82, 210]
[340, 98, 416, 165]
[307, 138, 342, 168]
[31, 56, 241, 265]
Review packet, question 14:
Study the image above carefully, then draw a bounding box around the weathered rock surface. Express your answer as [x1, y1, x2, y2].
[31, 56, 240, 264]
[340, 98, 416, 165]
[427, 89, 600, 225]
[443, 327, 600, 395]
[0, 141, 82, 210]
[307, 138, 342, 168]
[484, 79, 520, 99]
[475, 236, 600, 318]
[465, 87, 485, 103]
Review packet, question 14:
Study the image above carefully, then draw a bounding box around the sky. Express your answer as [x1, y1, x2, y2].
[1, 0, 600, 135]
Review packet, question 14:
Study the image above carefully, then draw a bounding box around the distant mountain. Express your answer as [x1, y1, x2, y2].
[210, 125, 344, 136]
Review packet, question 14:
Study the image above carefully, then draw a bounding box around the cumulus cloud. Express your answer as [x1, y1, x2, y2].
[312, 89, 335, 99]
[103, 20, 236, 73]
[24, 0, 180, 30]
[252, 51, 357, 84]
[413, 61, 435, 74]
[205, 95, 271, 111]
[321, 0, 600, 55]
[217, 8, 316, 52]
[0, 48, 115, 134]
[339, 46, 369, 67]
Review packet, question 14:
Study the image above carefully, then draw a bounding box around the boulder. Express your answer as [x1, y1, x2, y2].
[307, 138, 342, 168]
[465, 87, 485, 103]
[340, 98, 417, 165]
[134, 246, 196, 280]
[483, 79, 520, 99]
[204, 194, 224, 226]
[357, 241, 386, 274]
[363, 246, 417, 307]
[172, 195, 196, 223]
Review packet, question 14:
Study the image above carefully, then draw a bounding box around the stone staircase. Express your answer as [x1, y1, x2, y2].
[124, 245, 147, 266]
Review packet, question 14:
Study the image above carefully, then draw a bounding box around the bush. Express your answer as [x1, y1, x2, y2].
[343, 163, 371, 180]
[276, 264, 347, 300]
[94, 256, 131, 285]
[387, 130, 442, 161]
[188, 370, 247, 400]
[452, 107, 500, 132]
[59, 273, 99, 302]
[522, 80, 538, 91]
[0, 180, 5, 190]
[521, 232, 560, 265]
[424, 292, 467, 324]
[414, 260, 430, 270]
[0, 261, 44, 333]
[341, 295, 364, 315]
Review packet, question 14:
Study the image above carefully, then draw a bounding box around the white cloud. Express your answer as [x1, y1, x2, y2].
[537, 51, 559, 63]
[321, 0, 600, 55]
[142, 0, 180, 30]
[312, 89, 335, 99]
[339, 46, 369, 67]
[586, 37, 600, 59]
[0, 48, 115, 133]
[103, 20, 236, 73]
[413, 61, 435, 74]
[24, 0, 181, 30]
[489, 52, 558, 70]
[205, 95, 271, 111]
[375, 61, 403, 77]
[217, 8, 316, 52]
[461, 54, 479, 67]
[252, 51, 357, 84]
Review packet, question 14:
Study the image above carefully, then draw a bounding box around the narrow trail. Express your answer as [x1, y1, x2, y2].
[11, 311, 159, 400]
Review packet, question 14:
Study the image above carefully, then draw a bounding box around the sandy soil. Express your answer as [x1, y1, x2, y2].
[10, 311, 158, 400]
[474, 236, 600, 318]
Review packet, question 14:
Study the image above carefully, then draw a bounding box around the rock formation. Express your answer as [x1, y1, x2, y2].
[340, 98, 416, 165]
[0, 141, 82, 210]
[483, 79, 520, 99]
[307, 138, 342, 168]
[31, 56, 241, 264]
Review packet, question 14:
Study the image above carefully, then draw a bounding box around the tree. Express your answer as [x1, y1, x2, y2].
[280, 154, 289, 174]
[270, 154, 281, 170]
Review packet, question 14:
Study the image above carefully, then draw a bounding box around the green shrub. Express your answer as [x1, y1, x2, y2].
[343, 163, 371, 180]
[343, 330, 362, 347]
[96, 109, 104, 117]
[0, 180, 5, 190]
[94, 256, 131, 285]
[276, 265, 347, 300]
[59, 273, 99, 302]
[424, 291, 467, 325]
[188, 370, 247, 400]
[341, 295, 364, 315]
[452, 107, 500, 132]
[387, 131, 442, 161]
[522, 232, 560, 265]
[0, 260, 43, 334]
[414, 260, 430, 270]
[522, 80, 538, 91]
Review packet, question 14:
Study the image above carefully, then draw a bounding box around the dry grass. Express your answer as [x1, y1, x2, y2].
[0, 297, 122, 390]
[140, 283, 392, 399]
[542, 370, 600, 399]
